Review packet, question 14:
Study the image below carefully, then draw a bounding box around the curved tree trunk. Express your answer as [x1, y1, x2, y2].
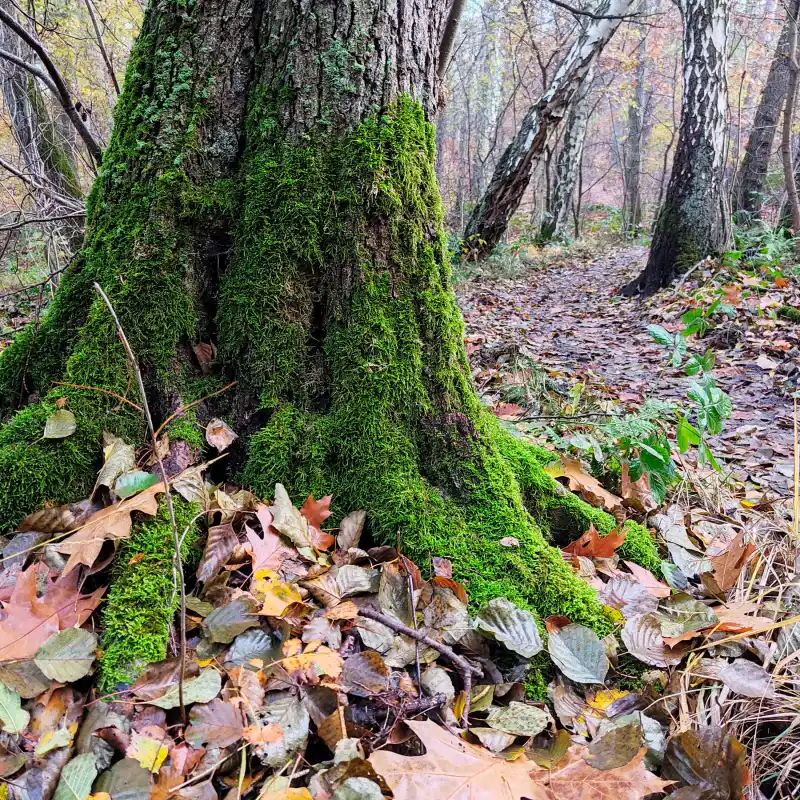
[462, 0, 634, 259]
[540, 63, 595, 242]
[622, 0, 728, 296]
[0, 0, 658, 686]
[733, 0, 799, 216]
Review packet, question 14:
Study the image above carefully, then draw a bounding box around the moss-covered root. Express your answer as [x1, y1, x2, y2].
[497, 429, 662, 575]
[99, 500, 199, 691]
[244, 406, 614, 635]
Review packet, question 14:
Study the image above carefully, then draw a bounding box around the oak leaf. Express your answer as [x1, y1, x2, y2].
[563, 524, 626, 559]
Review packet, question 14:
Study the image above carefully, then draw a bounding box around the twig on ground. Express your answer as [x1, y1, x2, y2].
[516, 411, 614, 421]
[52, 382, 143, 412]
[92, 282, 188, 722]
[355, 606, 482, 727]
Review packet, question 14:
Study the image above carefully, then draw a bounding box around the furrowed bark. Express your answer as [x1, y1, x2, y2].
[733, 0, 799, 216]
[463, 0, 634, 259]
[622, 0, 729, 296]
[781, 0, 800, 252]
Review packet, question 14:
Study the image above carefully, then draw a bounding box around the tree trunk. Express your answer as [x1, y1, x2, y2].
[622, 0, 728, 296]
[462, 0, 634, 259]
[781, 1, 800, 252]
[540, 63, 595, 242]
[0, 0, 659, 687]
[733, 0, 799, 216]
[622, 14, 648, 237]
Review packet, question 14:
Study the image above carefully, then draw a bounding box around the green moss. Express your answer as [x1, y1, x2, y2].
[778, 305, 800, 323]
[99, 498, 200, 691]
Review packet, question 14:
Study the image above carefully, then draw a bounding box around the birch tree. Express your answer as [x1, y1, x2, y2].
[622, 0, 729, 295]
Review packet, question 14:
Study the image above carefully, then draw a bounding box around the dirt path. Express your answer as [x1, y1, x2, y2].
[458, 245, 797, 499]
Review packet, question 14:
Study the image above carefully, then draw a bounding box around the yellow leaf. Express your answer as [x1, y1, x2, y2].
[260, 790, 313, 800]
[127, 731, 170, 773]
[586, 688, 629, 713]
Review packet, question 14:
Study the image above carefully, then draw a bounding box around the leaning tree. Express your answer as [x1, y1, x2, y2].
[622, 0, 729, 296]
[0, 0, 658, 683]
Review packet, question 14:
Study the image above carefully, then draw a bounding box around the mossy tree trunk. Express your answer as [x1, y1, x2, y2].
[0, 0, 659, 684]
[622, 0, 730, 297]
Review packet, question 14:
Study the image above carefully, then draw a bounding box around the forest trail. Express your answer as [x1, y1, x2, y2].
[459, 245, 798, 502]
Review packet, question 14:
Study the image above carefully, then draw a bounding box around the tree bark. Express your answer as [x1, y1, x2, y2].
[462, 0, 634, 259]
[781, 0, 800, 251]
[622, 12, 649, 237]
[622, 0, 729, 296]
[733, 0, 800, 216]
[0, 0, 659, 687]
[540, 63, 595, 242]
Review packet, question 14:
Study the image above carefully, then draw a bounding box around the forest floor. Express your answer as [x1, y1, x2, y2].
[458, 244, 799, 502]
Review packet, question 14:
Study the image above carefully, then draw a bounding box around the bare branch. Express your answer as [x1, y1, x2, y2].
[0, 45, 56, 91]
[83, 0, 120, 96]
[0, 210, 85, 231]
[0, 6, 103, 164]
[0, 155, 84, 210]
[546, 0, 641, 20]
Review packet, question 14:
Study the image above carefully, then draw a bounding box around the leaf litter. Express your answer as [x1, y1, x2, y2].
[0, 246, 798, 798]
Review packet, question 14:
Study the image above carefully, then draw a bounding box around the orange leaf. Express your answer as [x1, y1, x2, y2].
[623, 561, 671, 598]
[563, 524, 626, 559]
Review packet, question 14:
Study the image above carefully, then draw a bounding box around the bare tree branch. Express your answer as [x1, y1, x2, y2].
[547, 0, 641, 20]
[0, 209, 85, 231]
[0, 155, 84, 210]
[0, 6, 103, 164]
[0, 45, 56, 91]
[83, 0, 120, 96]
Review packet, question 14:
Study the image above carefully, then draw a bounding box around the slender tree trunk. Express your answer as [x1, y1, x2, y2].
[781, 1, 800, 252]
[622, 0, 729, 296]
[463, 0, 635, 258]
[0, 0, 660, 687]
[540, 63, 595, 242]
[734, 0, 799, 216]
[622, 14, 648, 237]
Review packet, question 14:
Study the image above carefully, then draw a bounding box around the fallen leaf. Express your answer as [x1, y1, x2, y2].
[340, 651, 390, 696]
[655, 594, 718, 639]
[529, 746, 672, 798]
[718, 661, 776, 698]
[185, 699, 244, 748]
[44, 409, 76, 439]
[146, 668, 221, 709]
[34, 628, 97, 682]
[474, 597, 543, 658]
[196, 523, 239, 583]
[206, 418, 238, 452]
[599, 576, 659, 619]
[245, 523, 297, 576]
[485, 702, 551, 737]
[0, 682, 29, 733]
[622, 614, 685, 667]
[130, 657, 200, 701]
[282, 641, 343, 683]
[662, 727, 749, 800]
[337, 510, 367, 550]
[94, 433, 136, 495]
[369, 719, 538, 799]
[548, 624, 609, 684]
[563, 524, 626, 559]
[709, 531, 755, 592]
[584, 724, 641, 770]
[53, 754, 97, 800]
[126, 728, 171, 773]
[57, 483, 165, 574]
[620, 464, 656, 513]
[114, 471, 159, 499]
[548, 456, 623, 511]
[271, 484, 313, 549]
[253, 570, 303, 617]
[622, 561, 671, 598]
[202, 594, 260, 643]
[527, 729, 572, 769]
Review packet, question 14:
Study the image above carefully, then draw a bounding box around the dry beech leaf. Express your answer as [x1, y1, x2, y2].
[196, 523, 239, 583]
[548, 456, 623, 511]
[337, 509, 367, 550]
[584, 724, 642, 770]
[547, 624, 609, 684]
[709, 530, 756, 592]
[563, 524, 626, 559]
[620, 464, 656, 513]
[598, 576, 658, 619]
[621, 614, 685, 667]
[185, 699, 244, 748]
[205, 418, 238, 452]
[622, 561, 671, 598]
[718, 661, 776, 698]
[474, 597, 543, 658]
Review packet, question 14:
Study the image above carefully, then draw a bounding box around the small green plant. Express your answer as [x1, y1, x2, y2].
[679, 296, 735, 338]
[647, 324, 731, 469]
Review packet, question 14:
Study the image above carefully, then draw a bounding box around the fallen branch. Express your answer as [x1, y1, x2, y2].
[356, 606, 482, 726]
[52, 382, 143, 413]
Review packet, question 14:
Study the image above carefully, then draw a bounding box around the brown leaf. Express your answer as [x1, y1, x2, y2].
[620, 464, 656, 514]
[430, 576, 469, 605]
[196, 524, 239, 583]
[530, 746, 673, 799]
[432, 557, 453, 578]
[545, 615, 572, 634]
[205, 418, 238, 452]
[184, 699, 244, 748]
[130, 658, 200, 702]
[244, 523, 297, 576]
[19, 498, 102, 534]
[663, 728, 750, 800]
[193, 342, 216, 374]
[337, 510, 367, 550]
[584, 724, 642, 770]
[369, 719, 539, 799]
[709, 531, 756, 592]
[621, 614, 686, 667]
[340, 651, 390, 696]
[623, 561, 671, 598]
[563, 524, 626, 559]
[550, 455, 623, 511]
[300, 494, 333, 529]
[57, 483, 164, 574]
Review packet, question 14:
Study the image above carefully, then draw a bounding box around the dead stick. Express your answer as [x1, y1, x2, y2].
[153, 380, 237, 440]
[356, 607, 481, 727]
[93, 282, 188, 723]
[52, 381, 143, 412]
